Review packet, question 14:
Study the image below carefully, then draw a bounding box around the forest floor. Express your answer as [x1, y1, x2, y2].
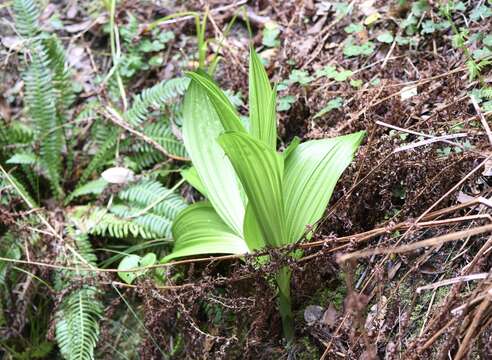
[2, 0, 492, 359]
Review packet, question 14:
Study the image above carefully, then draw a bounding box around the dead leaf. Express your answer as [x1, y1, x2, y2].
[0, 98, 11, 121]
[67, 4, 78, 19]
[259, 48, 278, 65]
[457, 191, 474, 204]
[65, 20, 93, 33]
[365, 296, 388, 332]
[296, 37, 316, 58]
[40, 3, 57, 21]
[400, 85, 418, 101]
[321, 304, 338, 327]
[483, 157, 492, 176]
[101, 167, 135, 184]
[361, 345, 379, 360]
[2, 36, 23, 51]
[307, 16, 327, 35]
[387, 261, 401, 280]
[360, 0, 377, 16]
[364, 12, 381, 25]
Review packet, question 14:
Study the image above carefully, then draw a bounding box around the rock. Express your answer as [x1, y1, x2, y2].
[304, 305, 324, 325]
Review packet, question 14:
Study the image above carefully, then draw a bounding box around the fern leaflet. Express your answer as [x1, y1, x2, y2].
[124, 77, 190, 127]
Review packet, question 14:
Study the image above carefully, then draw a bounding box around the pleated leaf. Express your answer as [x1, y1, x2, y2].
[181, 167, 207, 197]
[163, 202, 248, 262]
[283, 131, 365, 243]
[219, 132, 286, 248]
[186, 71, 245, 133]
[248, 49, 277, 149]
[182, 80, 245, 236]
[243, 203, 266, 252]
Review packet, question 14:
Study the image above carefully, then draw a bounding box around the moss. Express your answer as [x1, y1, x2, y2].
[307, 272, 348, 310]
[396, 278, 451, 340]
[295, 336, 320, 359]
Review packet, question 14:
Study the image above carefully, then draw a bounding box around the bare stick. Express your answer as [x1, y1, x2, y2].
[102, 107, 189, 161]
[471, 95, 492, 145]
[416, 273, 490, 293]
[337, 223, 492, 263]
[455, 291, 491, 360]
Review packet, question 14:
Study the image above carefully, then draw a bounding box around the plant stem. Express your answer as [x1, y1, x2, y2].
[276, 266, 294, 341]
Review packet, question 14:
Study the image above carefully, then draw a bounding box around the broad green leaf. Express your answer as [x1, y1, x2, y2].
[186, 71, 245, 133]
[163, 202, 249, 262]
[249, 49, 277, 149]
[182, 81, 245, 235]
[117, 255, 140, 284]
[283, 131, 365, 243]
[219, 132, 286, 247]
[117, 253, 156, 284]
[140, 253, 157, 267]
[282, 137, 300, 160]
[181, 167, 207, 197]
[243, 203, 265, 251]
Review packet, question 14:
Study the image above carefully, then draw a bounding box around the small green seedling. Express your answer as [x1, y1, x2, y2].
[162, 49, 364, 341]
[118, 252, 156, 284]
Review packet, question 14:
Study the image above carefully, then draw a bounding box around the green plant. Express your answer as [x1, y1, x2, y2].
[70, 178, 187, 240]
[54, 231, 102, 360]
[313, 97, 344, 119]
[117, 13, 175, 79]
[315, 65, 353, 81]
[343, 37, 376, 57]
[262, 21, 281, 48]
[162, 49, 364, 341]
[4, 1, 190, 358]
[442, 3, 492, 115]
[12, 0, 72, 198]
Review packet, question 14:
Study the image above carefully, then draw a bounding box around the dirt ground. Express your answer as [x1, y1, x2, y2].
[2, 0, 492, 359]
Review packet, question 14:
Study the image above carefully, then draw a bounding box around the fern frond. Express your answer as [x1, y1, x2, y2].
[70, 231, 98, 266]
[0, 232, 21, 284]
[112, 179, 187, 238]
[65, 178, 108, 205]
[467, 60, 480, 81]
[0, 118, 9, 147]
[110, 204, 174, 237]
[118, 179, 186, 219]
[55, 287, 102, 360]
[78, 130, 119, 186]
[55, 231, 102, 360]
[44, 35, 75, 123]
[14, 0, 64, 198]
[142, 121, 187, 159]
[12, 0, 40, 39]
[124, 77, 190, 126]
[88, 208, 157, 239]
[6, 121, 34, 144]
[127, 122, 188, 170]
[70, 179, 186, 239]
[481, 87, 492, 99]
[6, 151, 37, 165]
[23, 46, 63, 197]
[0, 167, 39, 208]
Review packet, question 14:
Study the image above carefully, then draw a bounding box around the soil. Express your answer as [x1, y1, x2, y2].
[2, 0, 492, 359]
